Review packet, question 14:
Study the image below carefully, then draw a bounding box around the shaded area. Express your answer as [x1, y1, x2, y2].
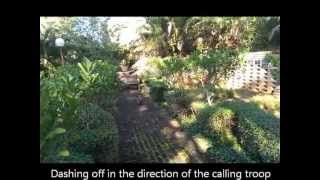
[115, 68, 207, 163]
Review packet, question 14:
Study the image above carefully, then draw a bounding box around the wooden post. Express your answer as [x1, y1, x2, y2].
[60, 47, 64, 65]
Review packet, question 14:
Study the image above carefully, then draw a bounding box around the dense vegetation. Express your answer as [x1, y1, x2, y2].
[40, 59, 120, 163]
[137, 53, 280, 163]
[130, 17, 279, 58]
[40, 16, 280, 163]
[40, 17, 123, 163]
[134, 16, 280, 163]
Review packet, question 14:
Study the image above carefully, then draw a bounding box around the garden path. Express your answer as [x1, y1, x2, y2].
[115, 68, 206, 163]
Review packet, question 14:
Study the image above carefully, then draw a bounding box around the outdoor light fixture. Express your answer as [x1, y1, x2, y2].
[55, 38, 65, 65]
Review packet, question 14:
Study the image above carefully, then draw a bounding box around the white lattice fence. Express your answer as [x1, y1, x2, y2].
[226, 51, 280, 95]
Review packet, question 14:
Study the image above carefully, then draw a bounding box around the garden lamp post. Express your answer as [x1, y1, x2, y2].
[55, 38, 65, 65]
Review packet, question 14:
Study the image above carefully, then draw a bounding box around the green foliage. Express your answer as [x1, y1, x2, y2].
[207, 107, 235, 135]
[164, 89, 192, 109]
[40, 58, 119, 163]
[192, 49, 244, 85]
[78, 58, 99, 85]
[139, 17, 171, 56]
[138, 17, 261, 57]
[220, 100, 280, 163]
[140, 48, 245, 91]
[65, 103, 119, 162]
[176, 102, 253, 163]
[207, 143, 253, 163]
[159, 56, 185, 75]
[40, 17, 125, 66]
[265, 54, 280, 83]
[251, 17, 280, 51]
[175, 97, 279, 163]
[40, 64, 82, 161]
[137, 48, 278, 164]
[185, 17, 258, 50]
[146, 78, 167, 102]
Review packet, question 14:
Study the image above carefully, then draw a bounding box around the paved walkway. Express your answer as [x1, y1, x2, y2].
[115, 68, 206, 163]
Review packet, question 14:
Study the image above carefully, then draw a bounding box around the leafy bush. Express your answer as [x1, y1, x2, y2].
[220, 100, 280, 163]
[178, 102, 253, 163]
[146, 78, 167, 102]
[79, 58, 120, 106]
[207, 143, 253, 163]
[199, 106, 249, 163]
[177, 98, 279, 163]
[159, 56, 185, 75]
[40, 59, 119, 163]
[65, 103, 119, 162]
[138, 48, 244, 91]
[207, 107, 235, 135]
[165, 89, 192, 109]
[40, 65, 82, 161]
[251, 17, 280, 51]
[188, 49, 243, 87]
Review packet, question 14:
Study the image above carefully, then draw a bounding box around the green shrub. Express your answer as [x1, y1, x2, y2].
[165, 89, 192, 109]
[40, 59, 119, 163]
[66, 103, 119, 162]
[207, 143, 253, 163]
[179, 114, 201, 135]
[160, 56, 185, 75]
[251, 17, 280, 51]
[40, 65, 82, 161]
[178, 99, 279, 163]
[75, 103, 115, 129]
[204, 106, 252, 163]
[220, 100, 280, 163]
[207, 107, 235, 135]
[146, 78, 167, 102]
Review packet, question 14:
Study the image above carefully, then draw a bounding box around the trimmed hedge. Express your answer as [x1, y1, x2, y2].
[207, 143, 253, 163]
[178, 99, 279, 163]
[205, 106, 253, 163]
[220, 100, 280, 163]
[64, 103, 119, 163]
